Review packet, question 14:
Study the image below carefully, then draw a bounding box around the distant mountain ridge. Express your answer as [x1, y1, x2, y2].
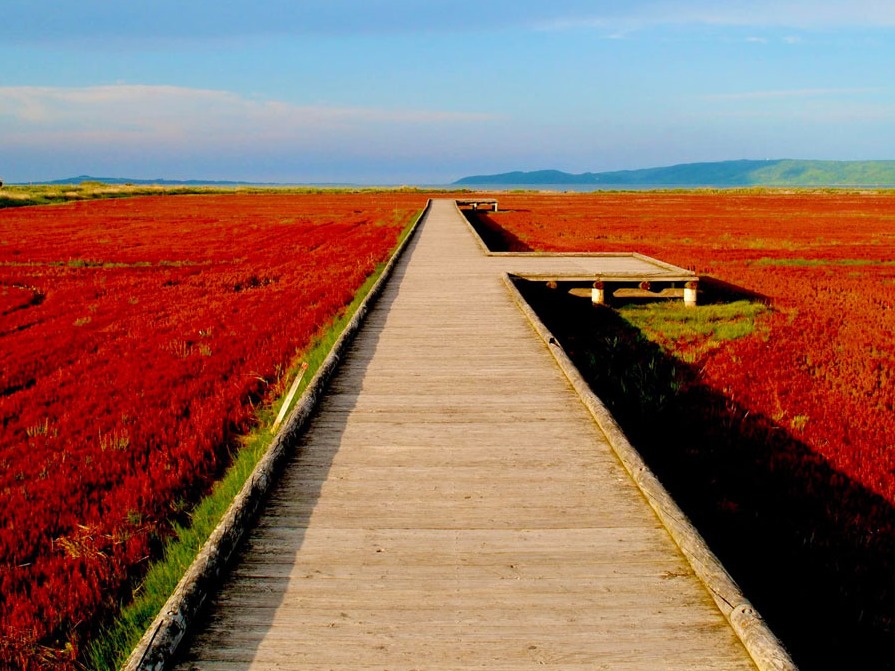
[454, 160, 895, 187]
[43, 175, 265, 186]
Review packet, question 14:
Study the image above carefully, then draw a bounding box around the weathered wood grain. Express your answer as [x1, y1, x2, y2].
[172, 200, 767, 671]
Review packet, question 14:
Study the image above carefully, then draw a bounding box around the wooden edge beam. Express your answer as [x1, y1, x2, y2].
[514, 272, 697, 283]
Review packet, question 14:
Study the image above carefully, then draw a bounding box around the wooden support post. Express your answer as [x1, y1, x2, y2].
[684, 280, 698, 307]
[592, 280, 605, 306]
[493, 202, 498, 212]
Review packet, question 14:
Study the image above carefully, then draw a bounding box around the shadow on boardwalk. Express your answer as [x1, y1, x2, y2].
[518, 278, 895, 671]
[172, 245, 414, 670]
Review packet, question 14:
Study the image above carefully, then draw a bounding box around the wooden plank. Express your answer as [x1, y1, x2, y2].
[172, 200, 762, 671]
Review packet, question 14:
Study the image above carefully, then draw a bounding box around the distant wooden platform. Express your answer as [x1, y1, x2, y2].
[456, 197, 499, 211]
[488, 252, 695, 283]
[172, 200, 759, 670]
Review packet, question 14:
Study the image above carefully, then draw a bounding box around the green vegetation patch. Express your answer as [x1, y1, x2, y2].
[618, 300, 767, 361]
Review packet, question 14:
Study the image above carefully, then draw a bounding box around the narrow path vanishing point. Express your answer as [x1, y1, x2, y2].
[173, 199, 757, 670]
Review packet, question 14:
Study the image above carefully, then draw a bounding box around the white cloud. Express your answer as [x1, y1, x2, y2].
[0, 85, 496, 151]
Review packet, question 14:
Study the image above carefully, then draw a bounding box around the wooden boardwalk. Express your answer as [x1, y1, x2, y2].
[173, 199, 756, 670]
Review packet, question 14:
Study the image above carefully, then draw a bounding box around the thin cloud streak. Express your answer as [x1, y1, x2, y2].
[4, 1, 895, 45]
[0, 85, 496, 149]
[536, 1, 895, 32]
[0, 84, 503, 182]
[704, 87, 885, 101]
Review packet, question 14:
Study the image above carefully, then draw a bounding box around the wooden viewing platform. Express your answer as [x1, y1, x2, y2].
[455, 197, 499, 212]
[457, 201, 699, 306]
[168, 200, 788, 670]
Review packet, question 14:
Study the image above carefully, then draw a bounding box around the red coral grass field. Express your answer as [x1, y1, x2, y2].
[476, 191, 895, 503]
[0, 192, 426, 668]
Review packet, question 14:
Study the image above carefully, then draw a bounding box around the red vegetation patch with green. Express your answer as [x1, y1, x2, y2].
[0, 192, 426, 668]
[479, 191, 895, 502]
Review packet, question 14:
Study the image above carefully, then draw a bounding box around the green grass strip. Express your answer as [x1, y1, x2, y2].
[82, 212, 420, 670]
[618, 300, 767, 352]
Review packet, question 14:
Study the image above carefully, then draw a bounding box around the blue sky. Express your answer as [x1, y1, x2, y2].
[2, 1, 894, 184]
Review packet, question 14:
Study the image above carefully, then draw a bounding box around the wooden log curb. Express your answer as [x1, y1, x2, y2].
[501, 273, 798, 671]
[121, 201, 432, 671]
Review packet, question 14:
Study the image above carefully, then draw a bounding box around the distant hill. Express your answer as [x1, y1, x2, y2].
[44, 175, 263, 186]
[454, 160, 895, 187]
